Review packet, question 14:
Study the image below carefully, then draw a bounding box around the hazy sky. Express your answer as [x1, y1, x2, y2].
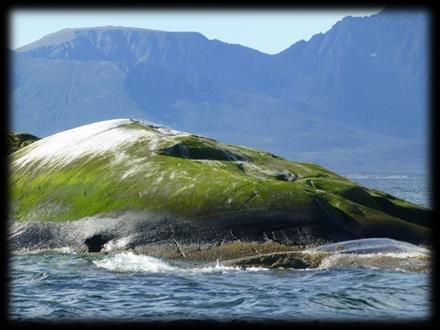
[10, 9, 382, 54]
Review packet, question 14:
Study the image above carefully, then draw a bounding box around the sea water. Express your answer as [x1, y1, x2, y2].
[8, 174, 432, 322]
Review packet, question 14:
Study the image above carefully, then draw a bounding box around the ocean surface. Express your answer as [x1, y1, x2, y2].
[9, 174, 432, 322]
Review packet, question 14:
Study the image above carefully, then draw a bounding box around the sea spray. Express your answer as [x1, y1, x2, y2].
[92, 253, 269, 273]
[93, 252, 175, 272]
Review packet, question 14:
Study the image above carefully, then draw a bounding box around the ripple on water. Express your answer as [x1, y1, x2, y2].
[9, 249, 431, 321]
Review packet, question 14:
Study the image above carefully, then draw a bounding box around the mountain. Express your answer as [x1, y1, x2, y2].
[10, 9, 429, 173]
[9, 119, 430, 254]
[274, 10, 428, 138]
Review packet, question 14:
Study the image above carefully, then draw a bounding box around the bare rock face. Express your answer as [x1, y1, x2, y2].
[8, 132, 39, 154]
[9, 119, 431, 255]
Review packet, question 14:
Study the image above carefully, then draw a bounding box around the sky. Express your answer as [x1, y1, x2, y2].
[10, 9, 382, 54]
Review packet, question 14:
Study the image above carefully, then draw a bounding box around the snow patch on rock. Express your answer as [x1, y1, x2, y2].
[11, 119, 190, 172]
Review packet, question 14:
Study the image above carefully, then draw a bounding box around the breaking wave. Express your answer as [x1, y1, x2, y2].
[306, 238, 429, 255]
[92, 238, 431, 274]
[92, 252, 269, 273]
[93, 253, 175, 272]
[307, 238, 430, 272]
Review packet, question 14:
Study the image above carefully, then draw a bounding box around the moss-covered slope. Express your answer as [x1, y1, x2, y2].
[9, 119, 430, 245]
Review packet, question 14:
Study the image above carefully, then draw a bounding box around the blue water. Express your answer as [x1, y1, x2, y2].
[345, 173, 430, 208]
[8, 175, 432, 322]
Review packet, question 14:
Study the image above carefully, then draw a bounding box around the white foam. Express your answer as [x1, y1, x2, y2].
[93, 252, 175, 272]
[185, 263, 241, 273]
[185, 260, 268, 273]
[93, 253, 269, 273]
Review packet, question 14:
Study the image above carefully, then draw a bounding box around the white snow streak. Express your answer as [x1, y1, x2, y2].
[12, 119, 189, 172]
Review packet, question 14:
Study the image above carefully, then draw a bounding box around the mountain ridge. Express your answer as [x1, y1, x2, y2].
[11, 9, 429, 173]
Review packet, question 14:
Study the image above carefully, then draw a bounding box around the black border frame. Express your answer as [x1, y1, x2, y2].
[1, 0, 437, 328]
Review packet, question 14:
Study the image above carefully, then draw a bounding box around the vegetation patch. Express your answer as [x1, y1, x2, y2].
[9, 120, 431, 245]
[157, 136, 250, 161]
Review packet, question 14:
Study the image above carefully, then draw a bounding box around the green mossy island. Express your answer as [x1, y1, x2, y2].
[9, 119, 430, 257]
